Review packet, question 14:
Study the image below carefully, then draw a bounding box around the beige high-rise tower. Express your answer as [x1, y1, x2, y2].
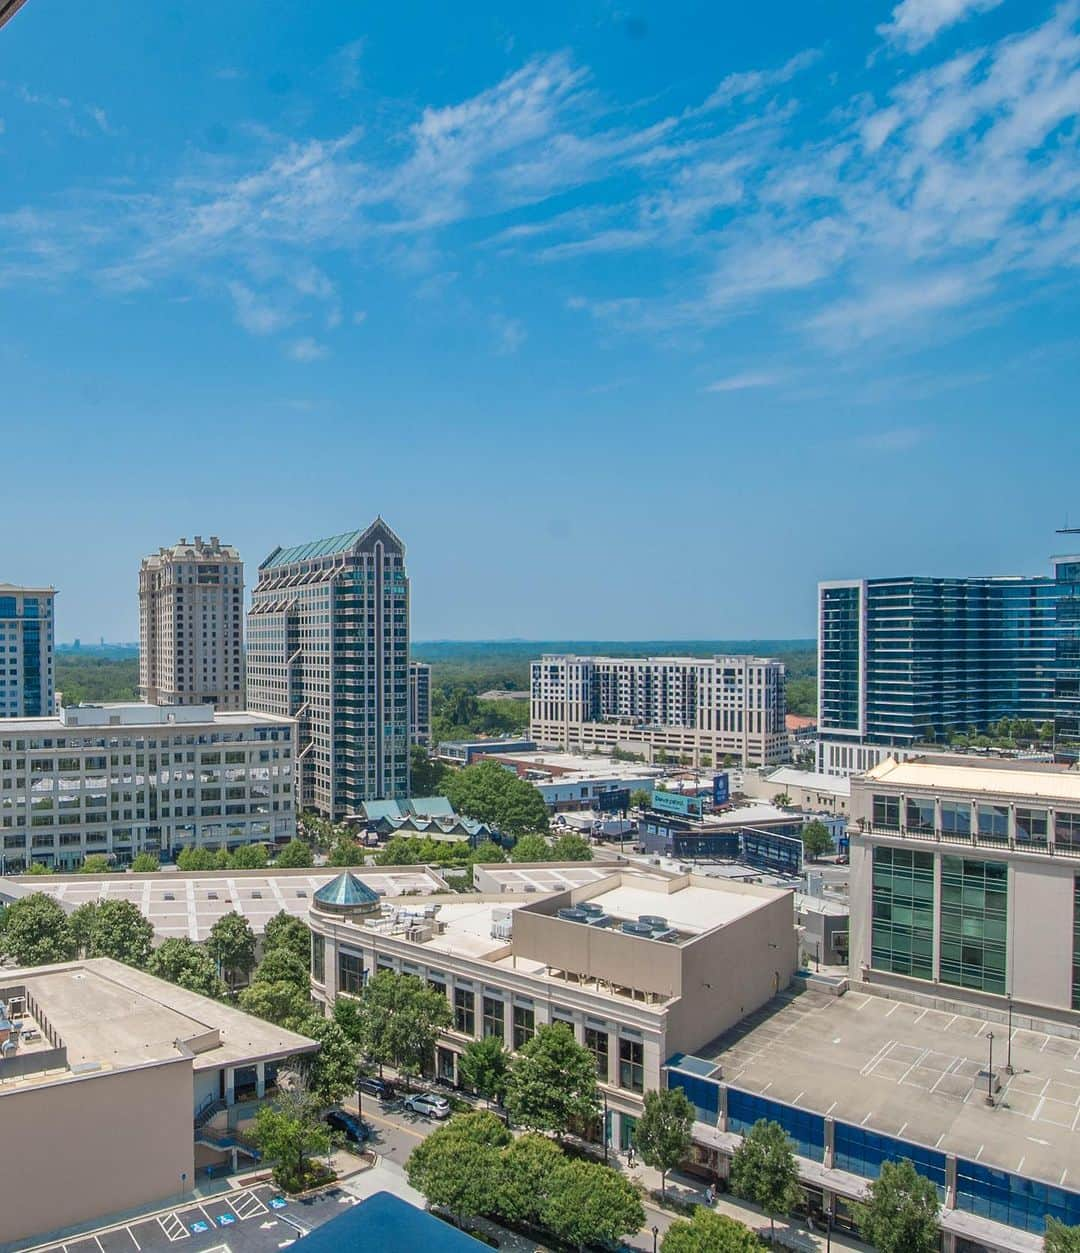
[139, 536, 244, 709]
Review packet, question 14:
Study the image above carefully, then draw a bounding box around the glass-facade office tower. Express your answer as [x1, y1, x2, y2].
[246, 519, 410, 818]
[1054, 555, 1080, 753]
[0, 585, 55, 717]
[818, 574, 1063, 770]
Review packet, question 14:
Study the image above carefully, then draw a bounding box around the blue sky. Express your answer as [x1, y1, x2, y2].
[1, 0, 1078, 643]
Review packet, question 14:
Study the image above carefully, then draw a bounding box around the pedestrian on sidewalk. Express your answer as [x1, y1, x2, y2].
[627, 1145, 636, 1167]
[705, 1185, 715, 1206]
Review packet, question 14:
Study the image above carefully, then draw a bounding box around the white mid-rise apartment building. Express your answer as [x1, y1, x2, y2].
[139, 537, 244, 710]
[410, 660, 432, 747]
[247, 519, 410, 819]
[0, 584, 55, 718]
[531, 654, 789, 767]
[0, 701, 295, 871]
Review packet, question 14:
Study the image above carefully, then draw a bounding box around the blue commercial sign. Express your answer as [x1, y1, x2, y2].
[712, 773, 729, 805]
[596, 788, 631, 813]
[650, 789, 706, 818]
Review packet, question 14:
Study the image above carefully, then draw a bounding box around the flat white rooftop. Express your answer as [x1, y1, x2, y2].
[2, 868, 448, 940]
[765, 767, 851, 797]
[0, 704, 293, 734]
[475, 864, 615, 893]
[588, 882, 765, 933]
[865, 757, 1080, 803]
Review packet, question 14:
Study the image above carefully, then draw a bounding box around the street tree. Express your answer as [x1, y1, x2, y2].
[148, 938, 228, 999]
[540, 1157, 645, 1251]
[0, 893, 76, 965]
[207, 912, 257, 985]
[78, 854, 113, 874]
[252, 945, 309, 989]
[275, 839, 313, 869]
[263, 911, 312, 965]
[800, 820, 834, 861]
[634, 1087, 694, 1197]
[1045, 1220, 1080, 1253]
[327, 836, 365, 866]
[332, 993, 364, 1045]
[495, 1133, 564, 1226]
[772, 793, 793, 808]
[630, 788, 652, 810]
[86, 898, 154, 966]
[230, 843, 268, 870]
[468, 839, 507, 865]
[504, 1021, 599, 1138]
[406, 1125, 503, 1230]
[354, 969, 452, 1082]
[510, 833, 551, 862]
[410, 744, 447, 795]
[238, 978, 311, 1029]
[251, 1091, 334, 1193]
[662, 1210, 765, 1253]
[854, 1159, 941, 1253]
[70, 900, 101, 957]
[176, 846, 216, 871]
[551, 832, 593, 861]
[293, 1016, 360, 1107]
[730, 1119, 801, 1241]
[130, 853, 160, 872]
[458, 1035, 511, 1106]
[445, 760, 549, 837]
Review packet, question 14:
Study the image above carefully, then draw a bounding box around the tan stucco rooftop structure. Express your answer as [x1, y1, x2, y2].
[863, 755, 1080, 803]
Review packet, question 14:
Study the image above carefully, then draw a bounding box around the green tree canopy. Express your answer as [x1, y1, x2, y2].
[78, 853, 113, 874]
[663, 1210, 765, 1253]
[0, 893, 76, 965]
[410, 744, 448, 795]
[406, 1125, 503, 1229]
[275, 839, 314, 869]
[293, 1016, 360, 1108]
[539, 1157, 645, 1251]
[629, 788, 652, 810]
[148, 937, 227, 999]
[207, 912, 257, 983]
[81, 898, 154, 967]
[634, 1087, 694, 1195]
[130, 852, 160, 873]
[354, 969, 452, 1080]
[251, 1091, 334, 1193]
[238, 978, 312, 1029]
[327, 836, 366, 866]
[494, 1133, 564, 1226]
[458, 1035, 511, 1106]
[373, 835, 422, 866]
[444, 760, 549, 837]
[551, 832, 593, 861]
[263, 911, 312, 965]
[70, 900, 100, 955]
[800, 820, 834, 860]
[332, 993, 365, 1045]
[510, 833, 552, 862]
[468, 839, 507, 865]
[854, 1159, 941, 1253]
[176, 846, 216, 871]
[1045, 1220, 1080, 1253]
[504, 1021, 599, 1137]
[730, 1119, 801, 1240]
[254, 945, 310, 989]
[230, 843, 269, 870]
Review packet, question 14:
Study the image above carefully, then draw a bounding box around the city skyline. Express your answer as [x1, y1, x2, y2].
[2, 0, 1078, 642]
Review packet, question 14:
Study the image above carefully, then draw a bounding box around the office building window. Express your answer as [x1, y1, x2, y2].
[906, 798, 935, 832]
[585, 1026, 609, 1080]
[618, 1038, 644, 1093]
[1057, 811, 1080, 852]
[482, 996, 504, 1041]
[311, 932, 325, 984]
[338, 950, 364, 996]
[871, 845, 934, 981]
[512, 1004, 535, 1050]
[454, 987, 475, 1036]
[940, 856, 1007, 995]
[941, 802, 971, 837]
[1072, 877, 1080, 1012]
[977, 805, 1009, 842]
[872, 795, 900, 829]
[1016, 808, 1048, 845]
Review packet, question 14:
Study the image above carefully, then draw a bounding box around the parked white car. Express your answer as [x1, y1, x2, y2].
[403, 1092, 451, 1119]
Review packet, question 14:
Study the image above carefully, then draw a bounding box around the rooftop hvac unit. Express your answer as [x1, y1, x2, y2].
[621, 921, 654, 937]
[639, 915, 668, 929]
[653, 929, 679, 943]
[557, 908, 589, 923]
[490, 919, 513, 941]
[587, 914, 612, 927]
[579, 902, 604, 917]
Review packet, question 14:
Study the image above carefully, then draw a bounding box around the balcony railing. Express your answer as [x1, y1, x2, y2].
[855, 820, 1080, 858]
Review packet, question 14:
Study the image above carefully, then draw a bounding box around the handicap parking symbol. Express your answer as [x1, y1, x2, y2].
[218, 1214, 236, 1226]
[269, 1197, 288, 1210]
[190, 1221, 210, 1233]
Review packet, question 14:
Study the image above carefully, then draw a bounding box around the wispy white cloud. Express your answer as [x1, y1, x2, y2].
[491, 314, 526, 354]
[705, 371, 784, 392]
[879, 0, 1005, 53]
[700, 48, 823, 111]
[332, 40, 365, 94]
[286, 336, 328, 362]
[858, 425, 931, 452]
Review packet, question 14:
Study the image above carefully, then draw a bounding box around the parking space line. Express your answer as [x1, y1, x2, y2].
[126, 1227, 141, 1251]
[157, 1213, 188, 1243]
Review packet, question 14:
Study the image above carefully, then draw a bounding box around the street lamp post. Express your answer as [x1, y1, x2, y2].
[826, 1208, 833, 1253]
[986, 1032, 995, 1105]
[603, 1090, 609, 1165]
[1006, 996, 1014, 1075]
[652, 1225, 660, 1253]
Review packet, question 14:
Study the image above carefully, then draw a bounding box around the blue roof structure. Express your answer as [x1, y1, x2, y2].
[261, 529, 366, 569]
[313, 871, 381, 909]
[297, 1191, 484, 1251]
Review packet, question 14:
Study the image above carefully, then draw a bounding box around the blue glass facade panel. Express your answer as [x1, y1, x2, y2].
[728, 1089, 825, 1162]
[833, 1124, 947, 1194]
[955, 1160, 1080, 1234]
[668, 1072, 720, 1124]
